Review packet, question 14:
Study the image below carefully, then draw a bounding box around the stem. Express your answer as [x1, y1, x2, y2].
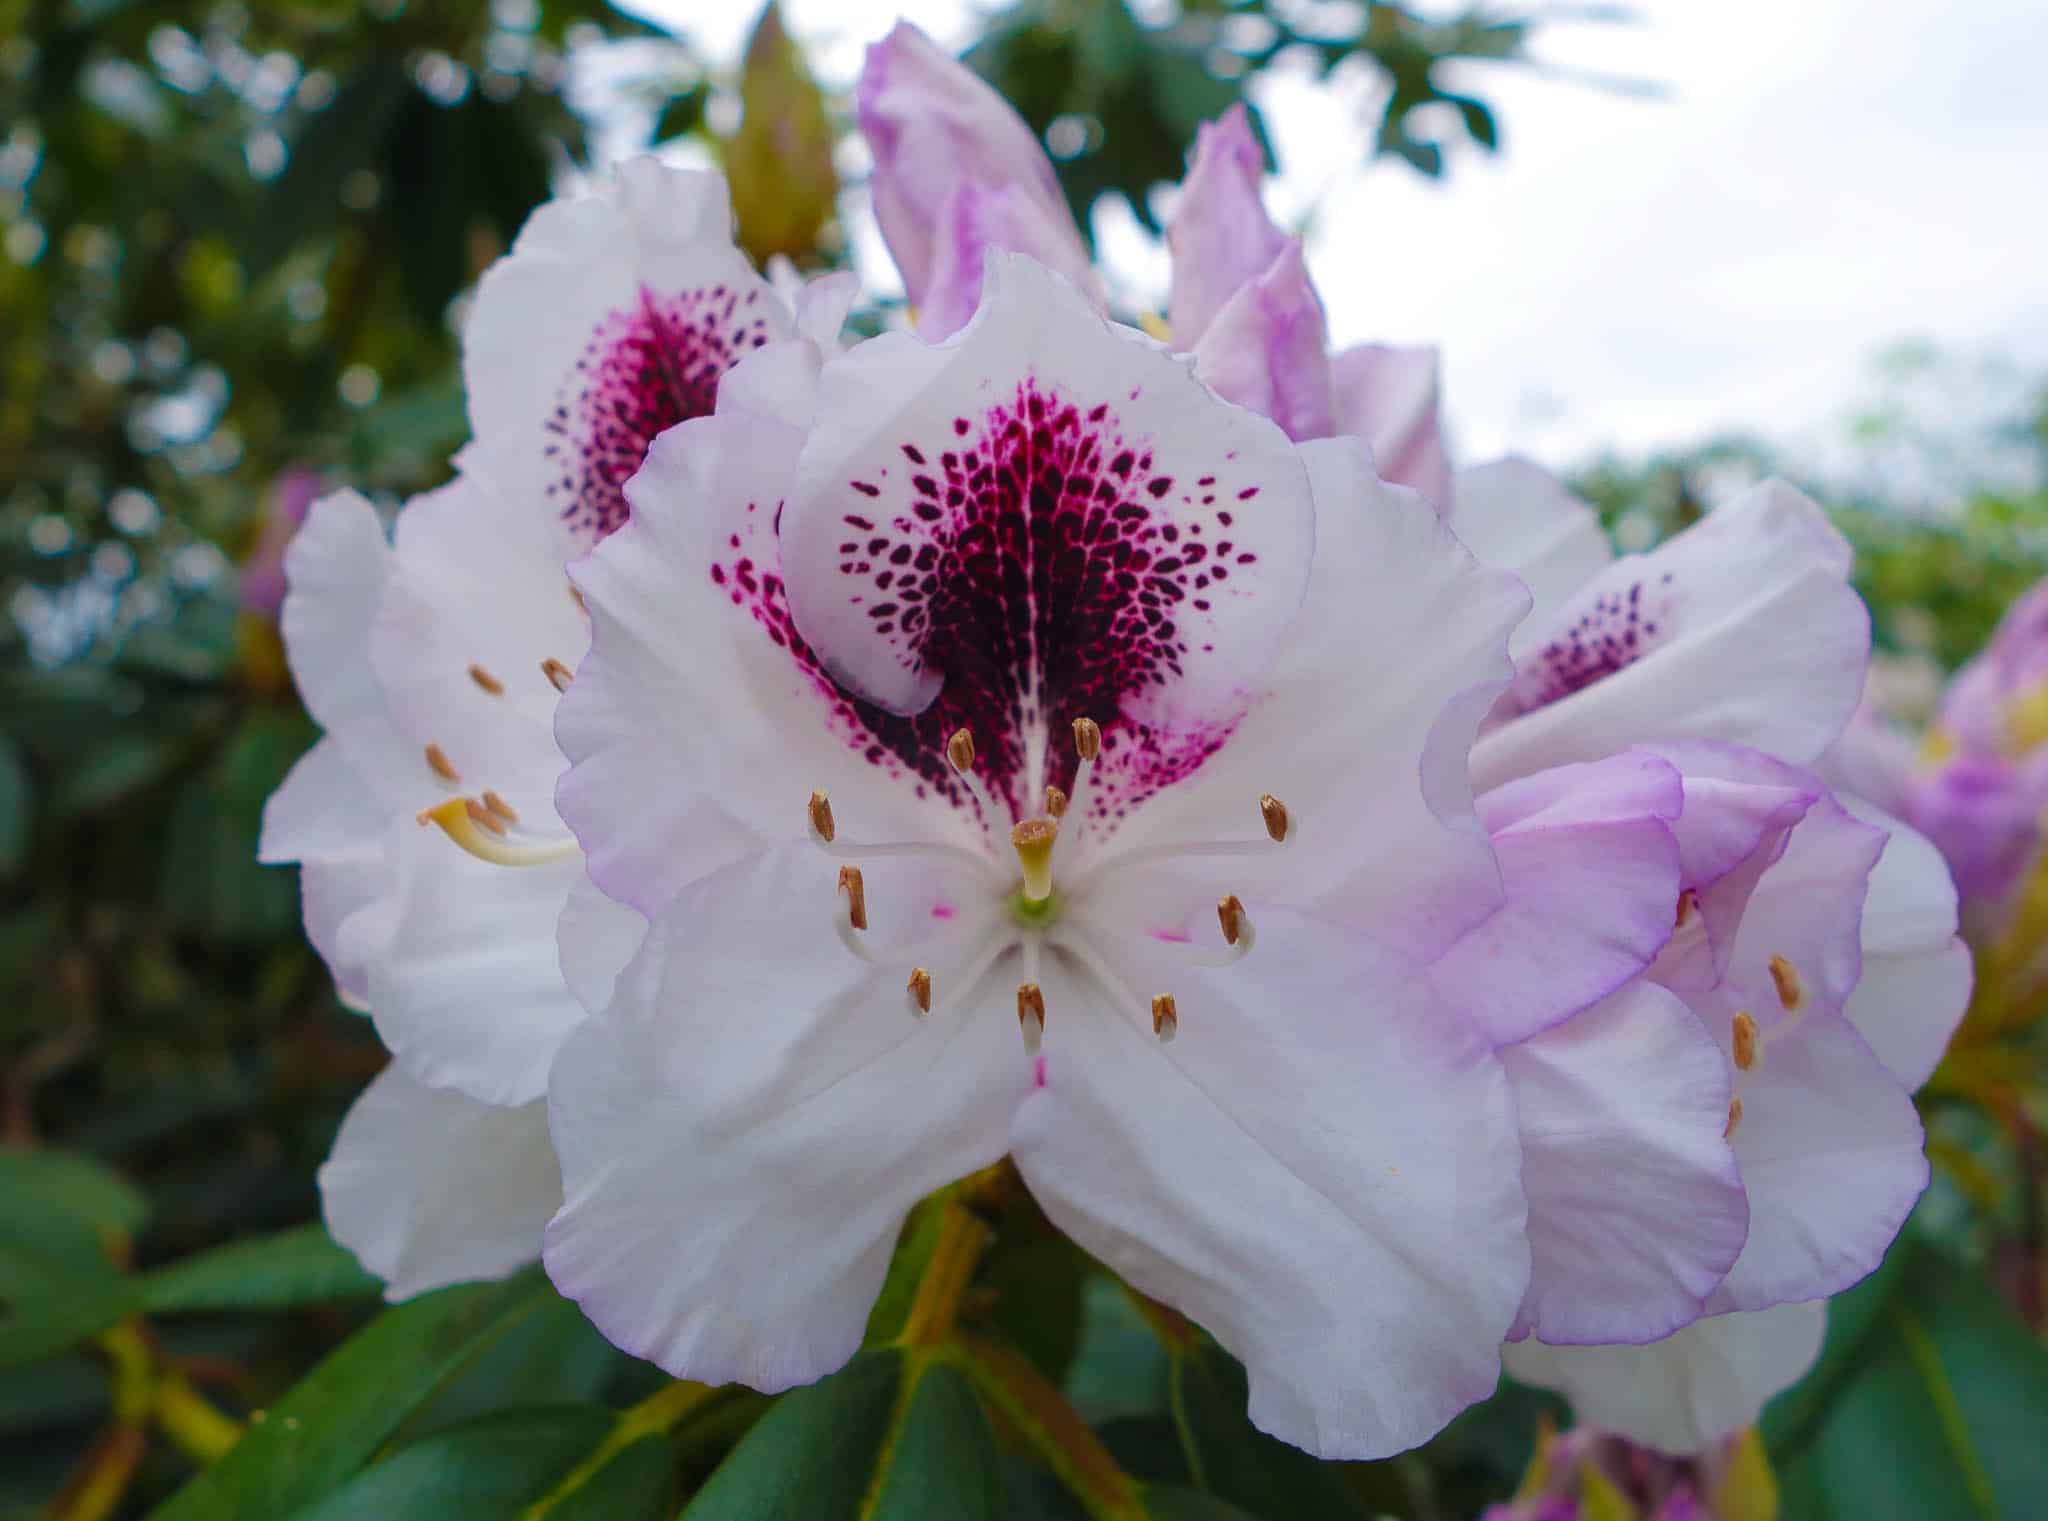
[900, 1204, 992, 1348]
[155, 1374, 243, 1463]
[949, 1334, 1146, 1521]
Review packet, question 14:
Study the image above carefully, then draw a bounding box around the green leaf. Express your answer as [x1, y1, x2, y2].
[139, 1224, 380, 1314]
[0, 1149, 146, 1368]
[540, 1432, 674, 1520]
[146, 1270, 558, 1521]
[284, 1407, 618, 1521]
[1138, 1485, 1262, 1521]
[682, 1350, 1002, 1519]
[1062, 1276, 1170, 1426]
[1168, 1346, 1374, 1519]
[0, 740, 28, 876]
[1769, 1241, 2048, 1519]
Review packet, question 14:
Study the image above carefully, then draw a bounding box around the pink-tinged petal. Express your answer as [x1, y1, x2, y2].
[367, 821, 588, 1107]
[792, 269, 859, 352]
[1434, 752, 1684, 1046]
[276, 492, 415, 804]
[1839, 798, 1971, 1089]
[1505, 981, 1747, 1345]
[259, 736, 383, 865]
[1709, 1013, 1926, 1312]
[319, 1065, 558, 1301]
[1936, 578, 2048, 755]
[1328, 343, 1451, 512]
[1472, 480, 1869, 794]
[1815, 693, 1917, 817]
[1166, 105, 1288, 351]
[857, 23, 1092, 319]
[1101, 438, 1524, 955]
[463, 157, 787, 551]
[918, 178, 1106, 342]
[778, 252, 1315, 822]
[559, 873, 647, 1017]
[1452, 458, 1614, 654]
[1906, 754, 2039, 904]
[368, 471, 587, 825]
[1015, 916, 1527, 1460]
[544, 846, 1023, 1392]
[1190, 240, 1335, 442]
[1502, 1301, 1827, 1455]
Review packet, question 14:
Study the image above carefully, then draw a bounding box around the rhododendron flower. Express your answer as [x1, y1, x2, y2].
[540, 251, 1565, 1459]
[266, 160, 843, 1297]
[1445, 459, 1970, 1450]
[858, 22, 1102, 340]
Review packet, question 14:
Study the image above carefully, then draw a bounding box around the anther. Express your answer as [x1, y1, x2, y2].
[1768, 955, 1804, 1012]
[1731, 1010, 1759, 1072]
[468, 663, 504, 696]
[482, 789, 519, 826]
[425, 743, 460, 785]
[1259, 794, 1292, 844]
[809, 790, 836, 844]
[464, 798, 508, 836]
[1017, 982, 1046, 1055]
[569, 584, 588, 615]
[907, 966, 932, 1018]
[1724, 1097, 1744, 1139]
[947, 727, 977, 773]
[1045, 785, 1068, 818]
[1151, 993, 1178, 1043]
[1072, 716, 1101, 762]
[1675, 888, 1699, 929]
[837, 865, 868, 931]
[541, 658, 573, 693]
[416, 797, 579, 868]
[1012, 818, 1058, 903]
[1217, 894, 1247, 947]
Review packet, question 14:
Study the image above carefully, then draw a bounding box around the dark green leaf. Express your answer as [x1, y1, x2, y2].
[138, 1224, 380, 1314]
[1138, 1485, 1262, 1521]
[682, 1350, 1001, 1519]
[0, 740, 28, 876]
[542, 1432, 675, 1521]
[1169, 1346, 1373, 1519]
[146, 1270, 558, 1521]
[0, 1149, 147, 1368]
[1062, 1276, 1170, 1425]
[284, 1407, 616, 1521]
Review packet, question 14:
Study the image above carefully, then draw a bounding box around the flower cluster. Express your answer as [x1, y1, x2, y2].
[264, 21, 1971, 1463]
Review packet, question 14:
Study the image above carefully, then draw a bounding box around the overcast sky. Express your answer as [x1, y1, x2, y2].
[625, 0, 2048, 474]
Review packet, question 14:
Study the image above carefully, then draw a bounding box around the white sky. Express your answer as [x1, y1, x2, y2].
[625, 0, 2048, 473]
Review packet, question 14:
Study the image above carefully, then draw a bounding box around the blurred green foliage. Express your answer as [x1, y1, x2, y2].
[5, 0, 2046, 1517]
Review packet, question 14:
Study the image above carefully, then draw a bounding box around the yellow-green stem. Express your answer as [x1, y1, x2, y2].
[900, 1203, 992, 1347]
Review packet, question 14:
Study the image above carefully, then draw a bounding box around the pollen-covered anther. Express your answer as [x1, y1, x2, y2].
[415, 797, 578, 868]
[1217, 894, 1249, 948]
[1012, 818, 1058, 903]
[1072, 716, 1102, 762]
[1259, 793, 1293, 844]
[808, 789, 836, 844]
[837, 865, 868, 932]
[468, 663, 504, 696]
[1731, 1010, 1760, 1072]
[1724, 1097, 1745, 1139]
[1151, 993, 1178, 1043]
[1675, 888, 1699, 929]
[947, 727, 977, 773]
[907, 966, 932, 1018]
[425, 743, 460, 785]
[1768, 955, 1805, 1012]
[1045, 785, 1068, 819]
[465, 798, 508, 836]
[541, 657, 574, 693]
[482, 790, 519, 826]
[1017, 982, 1046, 1056]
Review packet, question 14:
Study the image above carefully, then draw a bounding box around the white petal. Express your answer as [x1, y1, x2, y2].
[1712, 1013, 1927, 1312]
[300, 849, 396, 1007]
[463, 157, 787, 550]
[319, 1065, 559, 1301]
[543, 846, 1023, 1393]
[1472, 479, 1869, 793]
[1327, 343, 1450, 511]
[1451, 458, 1614, 655]
[779, 251, 1315, 748]
[1015, 916, 1528, 1460]
[367, 821, 588, 1107]
[1502, 1300, 1827, 1455]
[1725, 793, 1886, 1029]
[1845, 938, 1972, 1094]
[1105, 438, 1526, 956]
[559, 873, 648, 1016]
[1505, 981, 1747, 1345]
[259, 736, 385, 864]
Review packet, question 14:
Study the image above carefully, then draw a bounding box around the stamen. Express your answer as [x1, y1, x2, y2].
[482, 789, 519, 826]
[946, 725, 1005, 830]
[541, 657, 574, 693]
[468, 663, 504, 696]
[569, 584, 588, 615]
[1074, 793, 1290, 887]
[1017, 982, 1046, 1056]
[1259, 793, 1293, 844]
[1768, 955, 1805, 1012]
[1217, 894, 1247, 947]
[838, 865, 868, 931]
[1049, 717, 1099, 875]
[1724, 1097, 1744, 1139]
[809, 790, 836, 844]
[1012, 818, 1058, 902]
[425, 743, 460, 785]
[907, 966, 932, 1018]
[803, 788, 1002, 877]
[1675, 888, 1699, 929]
[1045, 785, 1068, 818]
[1151, 992, 1178, 1043]
[416, 797, 579, 868]
[1731, 1010, 1760, 1072]
[1072, 716, 1101, 762]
